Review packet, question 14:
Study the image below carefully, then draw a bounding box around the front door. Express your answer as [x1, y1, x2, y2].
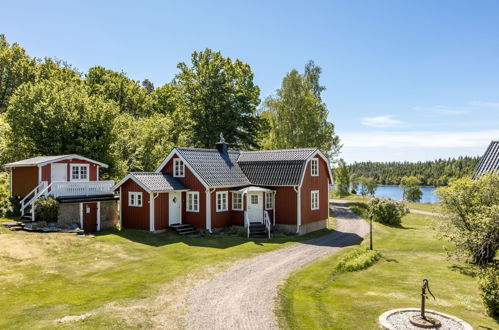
[82, 202, 98, 232]
[51, 163, 67, 182]
[247, 192, 263, 223]
[169, 192, 181, 225]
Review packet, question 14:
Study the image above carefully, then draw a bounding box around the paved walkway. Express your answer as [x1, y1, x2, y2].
[186, 201, 369, 330]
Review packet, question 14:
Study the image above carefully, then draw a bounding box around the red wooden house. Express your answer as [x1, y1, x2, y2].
[114, 139, 333, 236]
[5, 154, 118, 232]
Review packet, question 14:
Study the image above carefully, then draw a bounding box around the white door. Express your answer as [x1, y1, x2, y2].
[247, 192, 263, 223]
[51, 163, 67, 182]
[169, 192, 182, 225]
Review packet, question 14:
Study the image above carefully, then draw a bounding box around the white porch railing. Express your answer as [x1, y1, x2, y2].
[244, 211, 251, 238]
[21, 181, 49, 216]
[51, 181, 115, 198]
[264, 210, 271, 239]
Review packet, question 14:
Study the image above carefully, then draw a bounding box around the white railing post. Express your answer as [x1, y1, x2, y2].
[245, 211, 250, 238]
[264, 211, 271, 239]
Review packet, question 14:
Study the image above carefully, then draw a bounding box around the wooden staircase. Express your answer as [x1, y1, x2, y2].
[170, 224, 201, 237]
[248, 223, 269, 238]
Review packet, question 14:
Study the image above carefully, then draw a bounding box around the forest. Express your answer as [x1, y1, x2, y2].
[0, 34, 340, 181]
[348, 156, 480, 186]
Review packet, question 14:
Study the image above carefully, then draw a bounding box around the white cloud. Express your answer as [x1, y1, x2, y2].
[341, 129, 499, 148]
[413, 105, 468, 115]
[360, 115, 404, 128]
[469, 101, 499, 108]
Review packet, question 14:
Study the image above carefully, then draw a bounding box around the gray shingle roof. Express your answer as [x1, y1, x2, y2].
[237, 148, 318, 186]
[4, 154, 108, 168]
[175, 147, 251, 187]
[131, 172, 187, 192]
[473, 141, 499, 179]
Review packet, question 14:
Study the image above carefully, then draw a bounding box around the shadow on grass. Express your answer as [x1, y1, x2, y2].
[449, 264, 479, 278]
[95, 226, 338, 249]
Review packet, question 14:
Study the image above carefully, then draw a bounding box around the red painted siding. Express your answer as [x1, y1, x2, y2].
[274, 186, 297, 225]
[211, 188, 232, 228]
[154, 193, 169, 230]
[120, 179, 150, 230]
[11, 166, 38, 197]
[82, 202, 98, 232]
[300, 157, 330, 224]
[160, 154, 206, 229]
[41, 159, 100, 185]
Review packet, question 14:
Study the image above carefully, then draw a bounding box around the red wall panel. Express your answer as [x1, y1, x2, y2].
[41, 159, 100, 185]
[154, 192, 169, 230]
[11, 166, 38, 197]
[120, 179, 150, 230]
[274, 186, 297, 225]
[300, 157, 330, 224]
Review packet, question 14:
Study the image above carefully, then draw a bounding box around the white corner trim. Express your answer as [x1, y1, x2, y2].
[149, 193, 155, 232]
[294, 186, 301, 234]
[205, 188, 214, 231]
[119, 187, 122, 229]
[79, 203, 83, 229]
[38, 165, 42, 184]
[97, 202, 101, 231]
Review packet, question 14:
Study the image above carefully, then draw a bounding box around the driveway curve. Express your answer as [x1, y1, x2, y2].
[186, 201, 369, 330]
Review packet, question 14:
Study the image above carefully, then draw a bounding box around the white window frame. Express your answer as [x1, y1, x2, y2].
[70, 164, 89, 182]
[129, 192, 143, 207]
[311, 190, 319, 210]
[265, 193, 273, 210]
[187, 191, 199, 212]
[216, 191, 228, 212]
[311, 158, 319, 176]
[173, 159, 185, 178]
[232, 192, 243, 211]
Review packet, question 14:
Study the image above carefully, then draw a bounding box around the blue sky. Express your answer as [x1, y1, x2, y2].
[2, 0, 499, 163]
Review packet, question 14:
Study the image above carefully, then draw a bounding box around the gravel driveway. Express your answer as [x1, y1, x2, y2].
[186, 201, 369, 330]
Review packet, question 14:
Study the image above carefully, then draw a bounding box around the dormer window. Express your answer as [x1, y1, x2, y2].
[173, 159, 185, 177]
[311, 158, 319, 176]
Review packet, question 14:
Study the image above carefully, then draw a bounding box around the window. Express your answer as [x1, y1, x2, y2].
[311, 158, 319, 176]
[251, 194, 258, 205]
[173, 159, 185, 177]
[216, 192, 228, 212]
[187, 192, 199, 212]
[311, 190, 319, 210]
[71, 164, 89, 181]
[129, 192, 143, 207]
[232, 192, 242, 210]
[265, 193, 273, 210]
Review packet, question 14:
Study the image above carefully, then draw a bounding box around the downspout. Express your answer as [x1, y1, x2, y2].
[273, 191, 276, 226]
[293, 185, 301, 234]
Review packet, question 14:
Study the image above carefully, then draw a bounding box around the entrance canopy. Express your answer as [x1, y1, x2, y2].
[231, 186, 275, 194]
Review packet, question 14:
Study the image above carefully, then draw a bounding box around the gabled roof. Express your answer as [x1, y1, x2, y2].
[473, 141, 499, 178]
[237, 148, 317, 186]
[171, 147, 251, 187]
[4, 154, 108, 168]
[113, 172, 187, 193]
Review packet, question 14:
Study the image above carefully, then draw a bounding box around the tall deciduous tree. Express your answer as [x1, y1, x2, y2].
[174, 49, 261, 149]
[5, 80, 119, 177]
[0, 35, 37, 112]
[335, 159, 351, 197]
[85, 66, 151, 117]
[260, 61, 340, 158]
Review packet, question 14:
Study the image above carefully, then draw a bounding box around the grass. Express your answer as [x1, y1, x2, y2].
[330, 193, 445, 214]
[277, 209, 497, 329]
[0, 217, 334, 329]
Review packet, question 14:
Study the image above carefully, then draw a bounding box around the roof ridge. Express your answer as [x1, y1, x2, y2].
[240, 148, 317, 154]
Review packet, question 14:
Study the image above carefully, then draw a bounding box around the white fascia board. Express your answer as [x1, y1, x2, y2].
[112, 174, 152, 194]
[155, 148, 209, 189]
[38, 154, 109, 168]
[298, 149, 333, 186]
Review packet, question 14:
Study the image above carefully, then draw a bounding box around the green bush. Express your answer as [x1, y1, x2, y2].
[478, 264, 499, 317]
[34, 196, 59, 222]
[0, 172, 12, 217]
[335, 247, 381, 272]
[368, 197, 409, 226]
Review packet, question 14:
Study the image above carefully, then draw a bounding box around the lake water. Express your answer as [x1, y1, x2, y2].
[354, 185, 439, 203]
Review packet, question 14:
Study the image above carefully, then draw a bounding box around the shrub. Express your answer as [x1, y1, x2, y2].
[367, 197, 409, 226]
[0, 172, 12, 217]
[478, 264, 499, 317]
[335, 247, 381, 272]
[34, 196, 59, 222]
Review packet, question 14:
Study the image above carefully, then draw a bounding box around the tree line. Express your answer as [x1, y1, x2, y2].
[347, 156, 480, 186]
[0, 34, 340, 180]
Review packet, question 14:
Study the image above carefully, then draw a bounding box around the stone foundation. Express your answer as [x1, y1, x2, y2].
[57, 200, 118, 230]
[275, 219, 328, 235]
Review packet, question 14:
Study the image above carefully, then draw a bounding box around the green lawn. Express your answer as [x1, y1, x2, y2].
[277, 209, 497, 329]
[0, 218, 333, 329]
